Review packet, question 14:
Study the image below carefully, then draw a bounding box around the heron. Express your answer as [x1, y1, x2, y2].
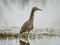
[20, 7, 42, 40]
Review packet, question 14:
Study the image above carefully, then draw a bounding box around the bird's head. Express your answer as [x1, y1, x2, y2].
[32, 7, 42, 11]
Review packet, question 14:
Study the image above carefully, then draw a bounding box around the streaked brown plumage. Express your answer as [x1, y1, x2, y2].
[20, 7, 42, 34]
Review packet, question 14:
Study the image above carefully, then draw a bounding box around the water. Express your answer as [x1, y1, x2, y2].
[0, 36, 60, 45]
[0, 37, 19, 45]
[0, 28, 60, 45]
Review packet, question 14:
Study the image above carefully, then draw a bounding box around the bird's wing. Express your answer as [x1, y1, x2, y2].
[20, 20, 30, 32]
[20, 20, 33, 33]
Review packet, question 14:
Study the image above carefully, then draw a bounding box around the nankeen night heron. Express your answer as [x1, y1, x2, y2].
[20, 7, 42, 39]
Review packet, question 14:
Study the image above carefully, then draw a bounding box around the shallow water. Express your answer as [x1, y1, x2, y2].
[0, 28, 60, 45]
[0, 34, 60, 45]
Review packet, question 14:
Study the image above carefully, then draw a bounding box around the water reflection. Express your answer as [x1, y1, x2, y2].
[0, 36, 30, 45]
[0, 29, 60, 45]
[0, 35, 60, 45]
[20, 32, 30, 45]
[19, 40, 30, 45]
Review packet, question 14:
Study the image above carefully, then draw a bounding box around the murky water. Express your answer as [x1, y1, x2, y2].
[0, 33, 60, 45]
[0, 28, 60, 45]
[0, 36, 60, 45]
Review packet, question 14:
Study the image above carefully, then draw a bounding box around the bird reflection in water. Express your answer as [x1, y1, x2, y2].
[19, 40, 30, 45]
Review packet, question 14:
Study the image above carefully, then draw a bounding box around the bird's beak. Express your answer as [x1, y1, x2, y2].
[38, 9, 42, 11]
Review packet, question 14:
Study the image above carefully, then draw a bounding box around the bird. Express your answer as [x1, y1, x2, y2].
[20, 7, 42, 40]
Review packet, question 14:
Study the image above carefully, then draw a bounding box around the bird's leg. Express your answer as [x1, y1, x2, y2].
[28, 31, 29, 38]
[24, 30, 28, 40]
[25, 30, 29, 41]
[26, 31, 29, 42]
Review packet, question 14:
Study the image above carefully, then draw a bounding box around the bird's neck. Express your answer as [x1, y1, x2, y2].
[29, 10, 35, 21]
